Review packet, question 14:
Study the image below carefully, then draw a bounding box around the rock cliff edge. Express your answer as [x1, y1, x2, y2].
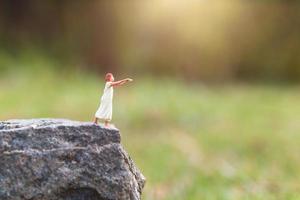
[0, 119, 145, 200]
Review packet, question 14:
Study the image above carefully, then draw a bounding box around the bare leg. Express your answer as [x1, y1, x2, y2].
[93, 117, 99, 124]
[104, 120, 110, 127]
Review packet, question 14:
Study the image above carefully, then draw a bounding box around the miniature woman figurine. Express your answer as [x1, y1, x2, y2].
[93, 73, 133, 127]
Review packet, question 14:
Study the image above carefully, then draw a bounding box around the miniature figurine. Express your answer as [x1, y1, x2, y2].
[93, 73, 133, 127]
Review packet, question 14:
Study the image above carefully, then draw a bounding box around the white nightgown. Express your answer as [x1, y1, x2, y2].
[95, 82, 114, 121]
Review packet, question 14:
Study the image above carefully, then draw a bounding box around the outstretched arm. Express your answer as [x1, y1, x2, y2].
[110, 78, 133, 87]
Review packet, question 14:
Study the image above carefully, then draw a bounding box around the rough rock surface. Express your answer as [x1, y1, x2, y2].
[0, 119, 145, 200]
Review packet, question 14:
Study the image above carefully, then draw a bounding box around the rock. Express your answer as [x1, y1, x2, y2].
[0, 119, 145, 200]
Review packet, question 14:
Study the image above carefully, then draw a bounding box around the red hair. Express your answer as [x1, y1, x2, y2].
[105, 73, 113, 81]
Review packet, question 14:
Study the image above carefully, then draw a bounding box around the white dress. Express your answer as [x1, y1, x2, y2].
[95, 82, 113, 121]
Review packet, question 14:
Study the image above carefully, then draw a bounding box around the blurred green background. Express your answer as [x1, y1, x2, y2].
[1, 0, 300, 199]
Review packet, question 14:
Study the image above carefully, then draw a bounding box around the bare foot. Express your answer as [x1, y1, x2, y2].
[104, 121, 110, 128]
[93, 117, 99, 125]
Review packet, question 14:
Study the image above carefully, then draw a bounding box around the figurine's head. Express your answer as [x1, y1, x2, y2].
[105, 73, 114, 82]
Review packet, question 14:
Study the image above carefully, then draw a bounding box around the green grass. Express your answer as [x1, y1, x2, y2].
[1, 70, 300, 199]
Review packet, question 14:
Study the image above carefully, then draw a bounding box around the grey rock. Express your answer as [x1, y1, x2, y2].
[0, 119, 145, 200]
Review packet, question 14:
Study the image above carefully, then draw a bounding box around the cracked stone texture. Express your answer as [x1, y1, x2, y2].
[0, 119, 145, 200]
